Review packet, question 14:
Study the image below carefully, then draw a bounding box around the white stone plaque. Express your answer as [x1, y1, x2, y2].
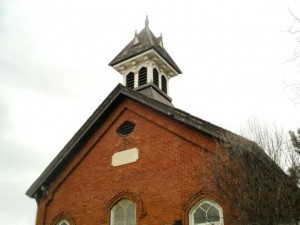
[112, 148, 139, 167]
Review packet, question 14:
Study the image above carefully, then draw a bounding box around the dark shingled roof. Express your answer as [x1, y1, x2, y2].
[109, 25, 182, 74]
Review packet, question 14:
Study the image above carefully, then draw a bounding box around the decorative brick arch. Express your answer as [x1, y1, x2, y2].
[50, 212, 76, 225]
[104, 191, 147, 224]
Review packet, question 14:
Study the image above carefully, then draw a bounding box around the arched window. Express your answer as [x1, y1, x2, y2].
[153, 68, 159, 87]
[111, 199, 136, 225]
[56, 220, 69, 225]
[189, 200, 223, 225]
[161, 75, 167, 94]
[138, 67, 147, 86]
[126, 72, 134, 89]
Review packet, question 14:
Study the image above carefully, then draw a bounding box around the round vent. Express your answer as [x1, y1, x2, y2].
[117, 121, 135, 136]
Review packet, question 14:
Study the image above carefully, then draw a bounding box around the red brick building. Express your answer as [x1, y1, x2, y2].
[26, 18, 297, 225]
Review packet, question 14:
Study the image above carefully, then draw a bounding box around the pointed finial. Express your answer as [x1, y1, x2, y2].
[145, 15, 149, 28]
[159, 33, 164, 47]
[133, 30, 139, 45]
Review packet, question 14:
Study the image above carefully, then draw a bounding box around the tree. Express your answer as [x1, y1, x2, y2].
[189, 118, 300, 224]
[289, 128, 300, 153]
[210, 132, 300, 225]
[240, 118, 298, 172]
[289, 128, 300, 186]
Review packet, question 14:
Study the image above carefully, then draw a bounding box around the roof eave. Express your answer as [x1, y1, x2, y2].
[109, 48, 182, 76]
[26, 84, 126, 198]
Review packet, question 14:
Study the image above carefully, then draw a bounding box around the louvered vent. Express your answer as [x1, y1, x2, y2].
[161, 75, 167, 93]
[138, 67, 147, 86]
[117, 121, 135, 136]
[126, 72, 134, 89]
[153, 68, 159, 87]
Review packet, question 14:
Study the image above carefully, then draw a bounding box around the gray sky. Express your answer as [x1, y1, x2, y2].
[1, 0, 300, 224]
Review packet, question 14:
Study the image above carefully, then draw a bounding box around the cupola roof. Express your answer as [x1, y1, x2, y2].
[109, 16, 182, 74]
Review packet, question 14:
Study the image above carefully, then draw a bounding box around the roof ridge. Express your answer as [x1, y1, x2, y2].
[145, 27, 155, 46]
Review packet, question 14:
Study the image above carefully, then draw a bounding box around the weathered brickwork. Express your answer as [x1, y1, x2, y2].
[36, 98, 235, 225]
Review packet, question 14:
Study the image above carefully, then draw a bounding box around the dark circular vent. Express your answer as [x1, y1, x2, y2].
[117, 121, 135, 136]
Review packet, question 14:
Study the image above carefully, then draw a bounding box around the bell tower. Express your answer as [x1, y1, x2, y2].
[109, 16, 182, 106]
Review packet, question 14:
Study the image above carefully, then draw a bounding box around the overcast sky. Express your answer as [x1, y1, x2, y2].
[1, 0, 300, 224]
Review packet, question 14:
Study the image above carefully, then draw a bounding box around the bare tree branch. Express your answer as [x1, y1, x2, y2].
[211, 132, 300, 224]
[284, 7, 300, 104]
[190, 120, 300, 224]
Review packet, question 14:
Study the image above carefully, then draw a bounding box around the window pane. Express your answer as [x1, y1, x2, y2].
[201, 203, 210, 211]
[111, 200, 136, 225]
[194, 208, 206, 223]
[114, 205, 125, 223]
[126, 203, 136, 225]
[57, 221, 69, 225]
[207, 206, 220, 222]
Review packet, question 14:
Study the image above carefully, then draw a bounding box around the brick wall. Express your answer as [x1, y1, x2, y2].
[36, 98, 236, 225]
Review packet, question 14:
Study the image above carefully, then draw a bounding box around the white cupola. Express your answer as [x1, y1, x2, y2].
[109, 16, 182, 106]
